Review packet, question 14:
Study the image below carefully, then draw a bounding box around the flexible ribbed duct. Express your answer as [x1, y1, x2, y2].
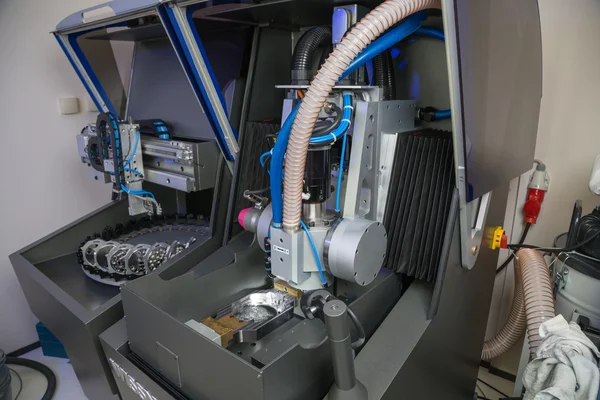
[482, 260, 526, 360]
[519, 249, 555, 356]
[282, 0, 441, 230]
[292, 27, 332, 84]
[482, 249, 555, 360]
[373, 51, 395, 100]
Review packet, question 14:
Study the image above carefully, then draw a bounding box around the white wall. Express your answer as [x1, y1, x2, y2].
[529, 0, 600, 244]
[0, 0, 111, 352]
[486, 0, 600, 370]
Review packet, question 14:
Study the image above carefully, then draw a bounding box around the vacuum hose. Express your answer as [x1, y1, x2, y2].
[283, 0, 441, 230]
[482, 249, 555, 360]
[292, 27, 332, 84]
[482, 259, 526, 360]
[520, 249, 555, 354]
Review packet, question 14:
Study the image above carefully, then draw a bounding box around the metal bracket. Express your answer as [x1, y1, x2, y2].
[156, 341, 182, 388]
[554, 265, 569, 297]
[343, 101, 380, 221]
[332, 5, 368, 44]
[460, 192, 492, 269]
[344, 99, 416, 222]
[117, 123, 147, 216]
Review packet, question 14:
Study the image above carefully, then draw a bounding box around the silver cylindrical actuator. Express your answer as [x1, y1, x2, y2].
[323, 299, 367, 400]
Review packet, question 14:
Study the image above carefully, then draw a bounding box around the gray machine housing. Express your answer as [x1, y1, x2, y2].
[10, 166, 233, 400]
[113, 233, 405, 400]
[12, 0, 542, 399]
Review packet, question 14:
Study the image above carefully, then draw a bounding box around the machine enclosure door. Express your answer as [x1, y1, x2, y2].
[54, 0, 250, 165]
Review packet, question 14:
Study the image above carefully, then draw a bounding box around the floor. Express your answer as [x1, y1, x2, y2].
[7, 347, 87, 400]
[475, 334, 525, 399]
[8, 348, 514, 400]
[476, 367, 516, 400]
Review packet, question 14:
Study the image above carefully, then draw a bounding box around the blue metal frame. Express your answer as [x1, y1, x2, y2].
[163, 2, 240, 162]
[54, 34, 105, 113]
[55, 19, 131, 117]
[185, 4, 230, 119]
[158, 5, 234, 161]
[156, 5, 205, 102]
[54, 0, 241, 163]
[70, 27, 126, 116]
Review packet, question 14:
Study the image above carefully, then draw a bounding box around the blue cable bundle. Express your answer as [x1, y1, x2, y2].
[270, 12, 433, 224]
[310, 93, 353, 145]
[152, 120, 170, 140]
[121, 130, 155, 199]
[121, 184, 155, 199]
[123, 130, 140, 168]
[260, 92, 352, 170]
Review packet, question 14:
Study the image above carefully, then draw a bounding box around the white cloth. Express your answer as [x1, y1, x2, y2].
[524, 315, 600, 400]
[589, 154, 600, 195]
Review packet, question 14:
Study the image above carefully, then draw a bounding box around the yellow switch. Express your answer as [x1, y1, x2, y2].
[490, 226, 505, 250]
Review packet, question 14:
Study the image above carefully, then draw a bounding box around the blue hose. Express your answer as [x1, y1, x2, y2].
[336, 132, 348, 213]
[120, 184, 155, 199]
[124, 167, 143, 176]
[434, 109, 451, 120]
[334, 94, 352, 212]
[260, 151, 271, 168]
[270, 94, 353, 224]
[413, 27, 451, 120]
[119, 131, 156, 199]
[270, 104, 300, 225]
[300, 220, 328, 285]
[414, 26, 445, 40]
[123, 131, 140, 168]
[310, 93, 353, 145]
[341, 11, 428, 80]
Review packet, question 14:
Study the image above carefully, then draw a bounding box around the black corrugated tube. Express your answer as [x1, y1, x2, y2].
[385, 50, 396, 99]
[0, 350, 10, 400]
[292, 27, 332, 84]
[373, 50, 396, 100]
[373, 54, 386, 87]
[6, 356, 57, 400]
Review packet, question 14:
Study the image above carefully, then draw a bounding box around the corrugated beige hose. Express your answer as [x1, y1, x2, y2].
[519, 249, 555, 356]
[482, 259, 526, 360]
[482, 249, 554, 360]
[282, 0, 441, 230]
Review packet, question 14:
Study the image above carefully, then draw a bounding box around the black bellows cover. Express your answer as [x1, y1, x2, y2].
[383, 129, 455, 282]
